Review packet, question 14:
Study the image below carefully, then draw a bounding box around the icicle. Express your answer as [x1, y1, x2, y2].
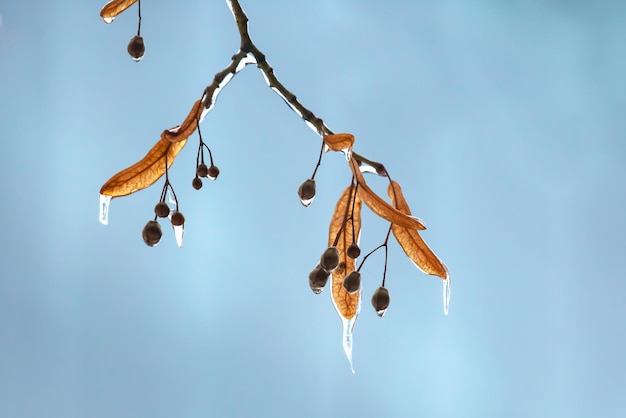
[173, 224, 184, 248]
[99, 194, 112, 225]
[341, 315, 356, 374]
[443, 277, 451, 315]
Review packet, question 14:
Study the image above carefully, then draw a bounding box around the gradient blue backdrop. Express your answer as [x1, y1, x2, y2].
[1, 0, 625, 417]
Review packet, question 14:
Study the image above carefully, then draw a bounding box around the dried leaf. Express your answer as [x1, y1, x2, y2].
[324, 133, 355, 152]
[388, 181, 449, 280]
[100, 0, 137, 23]
[329, 184, 362, 320]
[100, 138, 187, 197]
[349, 157, 426, 230]
[161, 100, 203, 143]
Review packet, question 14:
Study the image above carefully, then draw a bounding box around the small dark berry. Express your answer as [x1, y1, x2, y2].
[347, 243, 361, 259]
[297, 178, 316, 206]
[154, 202, 170, 218]
[192, 177, 203, 190]
[309, 265, 329, 294]
[342, 271, 361, 294]
[142, 220, 162, 247]
[171, 211, 185, 226]
[319, 246, 340, 272]
[371, 286, 390, 317]
[127, 36, 145, 61]
[196, 163, 209, 178]
[207, 165, 220, 180]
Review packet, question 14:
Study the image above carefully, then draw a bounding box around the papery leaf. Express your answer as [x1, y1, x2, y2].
[348, 157, 426, 230]
[161, 100, 204, 143]
[388, 181, 449, 280]
[324, 133, 355, 152]
[329, 184, 362, 320]
[100, 0, 137, 23]
[100, 138, 187, 197]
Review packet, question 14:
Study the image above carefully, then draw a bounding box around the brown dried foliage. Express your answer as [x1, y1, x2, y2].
[388, 181, 449, 280]
[348, 157, 426, 231]
[328, 184, 362, 320]
[324, 133, 354, 152]
[100, 100, 204, 197]
[100, 0, 137, 22]
[100, 137, 187, 198]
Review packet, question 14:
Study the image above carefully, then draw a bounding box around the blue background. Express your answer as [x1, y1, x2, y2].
[1, 0, 625, 417]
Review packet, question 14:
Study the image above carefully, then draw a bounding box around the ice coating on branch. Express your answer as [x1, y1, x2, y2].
[443, 277, 451, 315]
[236, 53, 256, 72]
[99, 194, 112, 225]
[357, 161, 378, 174]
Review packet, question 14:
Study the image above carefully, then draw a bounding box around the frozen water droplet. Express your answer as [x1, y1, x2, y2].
[173, 224, 184, 248]
[299, 196, 314, 207]
[311, 287, 322, 295]
[376, 308, 388, 317]
[443, 277, 451, 315]
[99, 194, 111, 225]
[131, 55, 142, 63]
[103, 16, 115, 24]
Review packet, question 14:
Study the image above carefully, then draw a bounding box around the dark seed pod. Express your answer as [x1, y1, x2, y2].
[207, 165, 220, 180]
[192, 177, 203, 190]
[371, 286, 390, 317]
[309, 265, 330, 294]
[171, 211, 185, 226]
[297, 178, 316, 206]
[347, 242, 361, 259]
[127, 35, 145, 61]
[154, 202, 170, 218]
[142, 220, 162, 247]
[342, 271, 361, 294]
[319, 246, 340, 272]
[196, 163, 209, 178]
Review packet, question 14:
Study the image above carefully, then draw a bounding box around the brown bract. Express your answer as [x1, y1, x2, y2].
[100, 100, 204, 197]
[324, 133, 354, 152]
[161, 100, 204, 143]
[388, 181, 449, 280]
[100, 0, 137, 22]
[100, 138, 187, 197]
[329, 184, 362, 320]
[348, 157, 426, 231]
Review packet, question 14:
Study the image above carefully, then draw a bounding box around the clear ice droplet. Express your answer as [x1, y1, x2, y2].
[131, 56, 143, 63]
[99, 194, 111, 225]
[102, 16, 115, 24]
[299, 196, 314, 207]
[376, 308, 388, 317]
[443, 277, 451, 315]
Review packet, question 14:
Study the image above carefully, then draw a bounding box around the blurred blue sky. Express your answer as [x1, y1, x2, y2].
[1, 0, 625, 417]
